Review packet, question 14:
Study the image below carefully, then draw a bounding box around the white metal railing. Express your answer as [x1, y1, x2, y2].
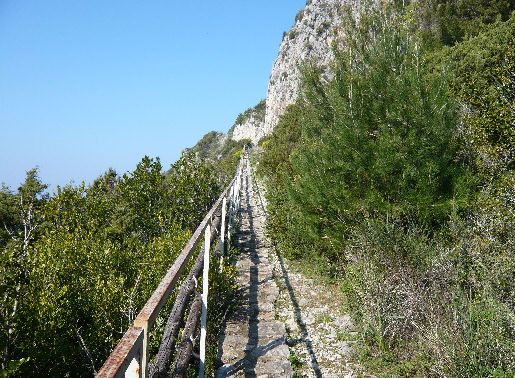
[97, 148, 246, 378]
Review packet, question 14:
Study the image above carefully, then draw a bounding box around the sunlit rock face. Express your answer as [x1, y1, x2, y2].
[264, 0, 351, 135]
[229, 99, 266, 144]
[231, 109, 266, 144]
[229, 0, 358, 145]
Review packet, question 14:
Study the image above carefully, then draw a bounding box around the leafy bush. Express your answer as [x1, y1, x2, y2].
[411, 0, 514, 46]
[0, 153, 225, 376]
[260, 2, 514, 376]
[273, 3, 472, 261]
[447, 15, 515, 176]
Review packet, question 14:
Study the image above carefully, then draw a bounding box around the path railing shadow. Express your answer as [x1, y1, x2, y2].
[243, 166, 260, 376]
[250, 166, 322, 378]
[217, 337, 285, 377]
[219, 159, 263, 377]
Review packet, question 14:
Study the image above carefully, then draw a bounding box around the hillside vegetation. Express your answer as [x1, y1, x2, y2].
[1, 0, 513, 376]
[259, 1, 514, 376]
[185, 134, 250, 186]
[0, 154, 237, 376]
[231, 99, 266, 133]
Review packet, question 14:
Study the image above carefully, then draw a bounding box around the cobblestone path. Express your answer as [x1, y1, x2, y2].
[216, 157, 292, 377]
[249, 159, 370, 378]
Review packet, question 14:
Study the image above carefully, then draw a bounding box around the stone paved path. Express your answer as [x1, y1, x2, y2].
[216, 157, 292, 377]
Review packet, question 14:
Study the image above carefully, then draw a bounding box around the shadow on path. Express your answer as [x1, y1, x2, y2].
[217, 158, 293, 377]
[217, 337, 285, 377]
[243, 167, 261, 376]
[250, 166, 323, 378]
[226, 160, 262, 377]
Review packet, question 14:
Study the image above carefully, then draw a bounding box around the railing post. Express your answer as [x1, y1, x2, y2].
[98, 163, 241, 377]
[199, 220, 211, 378]
[220, 196, 227, 271]
[232, 176, 239, 216]
[227, 185, 233, 247]
[235, 163, 240, 212]
[239, 159, 242, 203]
[132, 319, 148, 378]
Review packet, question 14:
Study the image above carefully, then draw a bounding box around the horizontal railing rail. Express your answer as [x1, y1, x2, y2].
[97, 149, 246, 378]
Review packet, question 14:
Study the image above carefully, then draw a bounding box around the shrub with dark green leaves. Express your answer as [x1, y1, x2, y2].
[411, 0, 514, 47]
[284, 5, 472, 261]
[0, 153, 226, 376]
[260, 2, 513, 376]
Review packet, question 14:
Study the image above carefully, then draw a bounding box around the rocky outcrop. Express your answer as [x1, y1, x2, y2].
[231, 116, 265, 145]
[188, 0, 354, 151]
[182, 131, 227, 161]
[230, 100, 266, 144]
[264, 0, 349, 134]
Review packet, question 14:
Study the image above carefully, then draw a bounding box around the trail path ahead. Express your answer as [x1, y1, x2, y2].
[217, 155, 367, 377]
[216, 156, 292, 377]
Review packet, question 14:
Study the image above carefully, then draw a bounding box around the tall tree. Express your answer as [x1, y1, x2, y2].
[0, 168, 47, 371]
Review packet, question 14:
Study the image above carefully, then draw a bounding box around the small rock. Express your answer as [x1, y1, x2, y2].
[340, 341, 355, 359]
[299, 297, 312, 306]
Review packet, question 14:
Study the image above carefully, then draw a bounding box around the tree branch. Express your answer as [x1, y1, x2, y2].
[73, 324, 97, 376]
[125, 272, 142, 323]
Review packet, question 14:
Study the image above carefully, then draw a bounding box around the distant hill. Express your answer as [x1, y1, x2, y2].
[182, 131, 228, 161]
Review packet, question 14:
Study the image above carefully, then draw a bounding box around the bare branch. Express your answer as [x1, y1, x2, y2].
[126, 272, 143, 323]
[72, 324, 97, 376]
[3, 222, 17, 240]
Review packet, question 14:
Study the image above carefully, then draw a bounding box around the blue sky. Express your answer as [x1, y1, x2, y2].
[0, 0, 305, 191]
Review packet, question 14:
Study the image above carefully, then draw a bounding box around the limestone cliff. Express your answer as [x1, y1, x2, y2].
[230, 100, 266, 144]
[187, 0, 353, 154]
[264, 0, 349, 134]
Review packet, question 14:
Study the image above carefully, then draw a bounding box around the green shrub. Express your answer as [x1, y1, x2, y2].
[410, 0, 514, 47]
[0, 154, 226, 376]
[285, 4, 472, 261]
[260, 2, 514, 376]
